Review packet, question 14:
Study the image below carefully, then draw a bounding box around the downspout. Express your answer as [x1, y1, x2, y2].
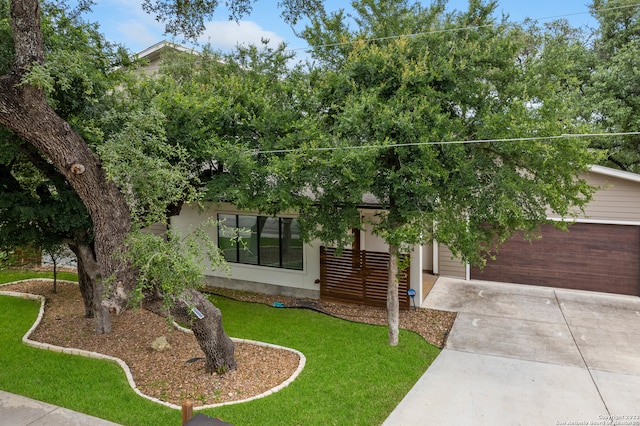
[432, 239, 439, 275]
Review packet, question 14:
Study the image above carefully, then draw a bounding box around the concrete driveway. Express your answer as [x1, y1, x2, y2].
[384, 277, 640, 426]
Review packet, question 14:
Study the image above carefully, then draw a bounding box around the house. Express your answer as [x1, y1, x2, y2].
[170, 165, 640, 307]
[136, 43, 640, 304]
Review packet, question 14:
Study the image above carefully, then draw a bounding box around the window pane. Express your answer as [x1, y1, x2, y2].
[281, 218, 303, 270]
[238, 215, 259, 265]
[218, 214, 237, 263]
[259, 217, 281, 267]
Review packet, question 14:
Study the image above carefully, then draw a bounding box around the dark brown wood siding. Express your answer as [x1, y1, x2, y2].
[320, 247, 411, 309]
[471, 223, 640, 296]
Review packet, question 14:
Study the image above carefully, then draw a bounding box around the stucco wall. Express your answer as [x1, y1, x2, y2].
[361, 211, 388, 252]
[422, 244, 433, 272]
[170, 203, 322, 298]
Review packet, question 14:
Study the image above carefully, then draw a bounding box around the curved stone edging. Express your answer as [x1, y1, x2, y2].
[0, 279, 306, 411]
[170, 323, 306, 409]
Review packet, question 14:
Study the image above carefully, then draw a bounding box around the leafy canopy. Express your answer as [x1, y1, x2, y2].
[228, 0, 597, 265]
[583, 0, 640, 172]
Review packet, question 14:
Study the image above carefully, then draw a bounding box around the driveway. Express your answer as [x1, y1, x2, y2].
[383, 277, 640, 426]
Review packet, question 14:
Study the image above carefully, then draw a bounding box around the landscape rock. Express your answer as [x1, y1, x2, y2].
[151, 336, 171, 351]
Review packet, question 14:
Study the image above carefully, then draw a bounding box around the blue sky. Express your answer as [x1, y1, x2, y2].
[81, 0, 597, 55]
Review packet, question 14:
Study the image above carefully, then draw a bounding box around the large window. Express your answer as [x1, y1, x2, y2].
[218, 214, 303, 270]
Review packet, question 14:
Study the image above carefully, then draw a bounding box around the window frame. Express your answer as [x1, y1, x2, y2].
[217, 213, 303, 271]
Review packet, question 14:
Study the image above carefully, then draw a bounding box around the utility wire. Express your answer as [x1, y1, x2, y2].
[252, 131, 640, 155]
[285, 3, 640, 53]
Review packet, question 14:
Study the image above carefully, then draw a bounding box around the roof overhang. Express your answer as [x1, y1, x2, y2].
[588, 165, 640, 184]
[134, 40, 196, 62]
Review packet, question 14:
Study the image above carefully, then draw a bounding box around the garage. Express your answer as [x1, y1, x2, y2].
[470, 222, 640, 296]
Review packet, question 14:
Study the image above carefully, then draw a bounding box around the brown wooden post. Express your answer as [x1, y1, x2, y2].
[351, 228, 361, 268]
[181, 400, 193, 425]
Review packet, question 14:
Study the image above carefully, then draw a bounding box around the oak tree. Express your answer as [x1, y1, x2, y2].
[0, 0, 305, 372]
[244, 0, 597, 345]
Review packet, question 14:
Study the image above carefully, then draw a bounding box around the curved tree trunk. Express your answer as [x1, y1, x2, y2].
[0, 0, 133, 331]
[148, 289, 237, 374]
[172, 289, 236, 374]
[69, 242, 112, 333]
[2, 0, 237, 369]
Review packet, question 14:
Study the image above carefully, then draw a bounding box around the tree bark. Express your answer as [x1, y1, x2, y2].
[1, 0, 134, 326]
[69, 242, 111, 333]
[68, 244, 94, 318]
[385, 147, 401, 346]
[51, 258, 57, 294]
[148, 289, 237, 374]
[387, 243, 400, 346]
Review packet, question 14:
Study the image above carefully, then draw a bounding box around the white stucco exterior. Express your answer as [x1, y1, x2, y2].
[171, 203, 427, 300]
[170, 203, 322, 298]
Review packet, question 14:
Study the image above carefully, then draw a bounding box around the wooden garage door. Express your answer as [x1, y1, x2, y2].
[471, 223, 640, 296]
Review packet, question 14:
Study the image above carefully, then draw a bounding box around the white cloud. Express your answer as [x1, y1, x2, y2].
[198, 20, 285, 51]
[116, 21, 164, 52]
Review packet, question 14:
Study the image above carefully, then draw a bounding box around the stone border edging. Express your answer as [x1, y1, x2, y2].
[0, 279, 306, 411]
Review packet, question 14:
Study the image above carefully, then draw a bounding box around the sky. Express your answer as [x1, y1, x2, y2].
[80, 0, 598, 56]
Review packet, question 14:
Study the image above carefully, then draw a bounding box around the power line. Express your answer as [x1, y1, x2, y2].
[285, 3, 640, 53]
[252, 131, 640, 155]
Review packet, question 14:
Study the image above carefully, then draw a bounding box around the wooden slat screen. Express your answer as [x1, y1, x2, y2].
[320, 247, 411, 309]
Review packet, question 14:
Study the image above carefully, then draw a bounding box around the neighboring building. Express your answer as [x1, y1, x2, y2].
[134, 40, 195, 74]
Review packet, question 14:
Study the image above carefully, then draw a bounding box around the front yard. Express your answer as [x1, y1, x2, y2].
[0, 271, 441, 425]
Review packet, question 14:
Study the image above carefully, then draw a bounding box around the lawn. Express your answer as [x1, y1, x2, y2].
[0, 269, 79, 284]
[0, 271, 439, 425]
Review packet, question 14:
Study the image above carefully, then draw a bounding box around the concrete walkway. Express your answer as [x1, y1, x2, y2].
[384, 277, 640, 426]
[0, 390, 121, 425]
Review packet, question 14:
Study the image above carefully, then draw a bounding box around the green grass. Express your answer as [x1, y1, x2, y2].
[0, 269, 79, 284]
[0, 296, 180, 425]
[0, 271, 439, 425]
[206, 297, 438, 425]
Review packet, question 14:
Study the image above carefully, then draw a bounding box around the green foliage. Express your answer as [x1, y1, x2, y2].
[140, 0, 322, 39]
[0, 144, 92, 257]
[0, 0, 14, 74]
[239, 0, 597, 266]
[0, 1, 125, 256]
[98, 108, 196, 226]
[583, 0, 640, 172]
[13, 2, 129, 128]
[0, 249, 13, 270]
[41, 243, 67, 262]
[121, 221, 227, 311]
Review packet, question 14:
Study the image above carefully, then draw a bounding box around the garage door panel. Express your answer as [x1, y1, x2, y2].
[471, 223, 640, 296]
[484, 252, 634, 270]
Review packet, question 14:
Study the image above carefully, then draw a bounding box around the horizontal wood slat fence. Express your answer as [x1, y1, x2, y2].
[320, 247, 410, 310]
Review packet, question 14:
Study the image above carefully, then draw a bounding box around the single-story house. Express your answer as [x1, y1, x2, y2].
[170, 165, 640, 306]
[135, 41, 639, 303]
